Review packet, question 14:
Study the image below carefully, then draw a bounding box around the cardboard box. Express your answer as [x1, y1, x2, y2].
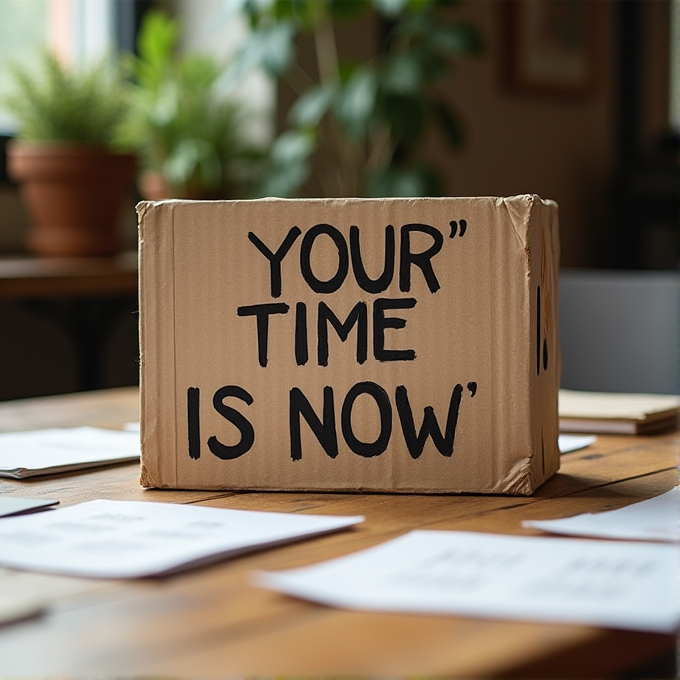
[138, 195, 560, 494]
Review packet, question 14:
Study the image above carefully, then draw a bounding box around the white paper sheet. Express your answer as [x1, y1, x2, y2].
[0, 427, 140, 478]
[524, 487, 679, 542]
[255, 530, 680, 633]
[0, 497, 59, 517]
[558, 434, 597, 453]
[0, 599, 45, 628]
[0, 499, 364, 578]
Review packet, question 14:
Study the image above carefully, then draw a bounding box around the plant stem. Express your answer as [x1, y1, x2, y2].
[367, 126, 394, 173]
[311, 10, 344, 195]
[313, 13, 371, 196]
[313, 11, 340, 85]
[283, 62, 316, 98]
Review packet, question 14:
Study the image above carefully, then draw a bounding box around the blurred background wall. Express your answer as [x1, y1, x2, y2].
[0, 0, 677, 399]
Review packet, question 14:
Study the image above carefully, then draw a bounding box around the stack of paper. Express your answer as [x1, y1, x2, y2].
[0, 427, 140, 479]
[559, 389, 680, 435]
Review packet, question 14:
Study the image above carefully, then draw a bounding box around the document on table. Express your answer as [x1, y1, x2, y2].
[0, 499, 363, 578]
[0, 497, 59, 517]
[255, 530, 680, 633]
[0, 427, 140, 478]
[0, 599, 46, 628]
[558, 434, 597, 453]
[524, 487, 679, 542]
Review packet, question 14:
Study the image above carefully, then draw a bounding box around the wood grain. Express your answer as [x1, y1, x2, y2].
[0, 388, 676, 677]
[0, 252, 137, 300]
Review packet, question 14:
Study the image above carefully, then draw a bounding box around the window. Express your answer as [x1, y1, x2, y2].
[0, 0, 271, 141]
[0, 0, 116, 133]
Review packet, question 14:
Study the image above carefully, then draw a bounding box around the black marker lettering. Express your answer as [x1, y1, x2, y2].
[289, 386, 338, 460]
[373, 298, 417, 362]
[396, 383, 463, 458]
[248, 227, 301, 298]
[399, 223, 444, 293]
[300, 224, 349, 294]
[349, 224, 395, 293]
[318, 301, 368, 366]
[295, 302, 309, 366]
[187, 387, 201, 459]
[237, 302, 289, 367]
[207, 385, 255, 460]
[341, 381, 392, 458]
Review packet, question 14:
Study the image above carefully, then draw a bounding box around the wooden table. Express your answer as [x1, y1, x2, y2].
[0, 387, 677, 678]
[0, 252, 138, 301]
[0, 253, 138, 392]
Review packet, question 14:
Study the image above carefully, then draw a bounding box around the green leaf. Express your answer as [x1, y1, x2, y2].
[165, 138, 222, 190]
[367, 164, 440, 198]
[371, 0, 410, 18]
[379, 92, 426, 144]
[392, 8, 432, 39]
[380, 53, 424, 95]
[430, 21, 483, 55]
[334, 67, 378, 138]
[256, 160, 309, 197]
[289, 84, 336, 128]
[270, 129, 317, 164]
[329, 0, 371, 20]
[216, 0, 276, 23]
[149, 81, 180, 127]
[215, 0, 482, 198]
[234, 21, 295, 78]
[138, 10, 178, 63]
[4, 51, 131, 146]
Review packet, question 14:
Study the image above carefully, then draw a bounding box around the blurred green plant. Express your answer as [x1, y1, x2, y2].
[3, 50, 131, 147]
[121, 9, 263, 199]
[224, 0, 482, 197]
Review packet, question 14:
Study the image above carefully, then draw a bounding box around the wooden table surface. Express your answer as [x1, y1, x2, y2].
[0, 387, 677, 678]
[0, 252, 138, 300]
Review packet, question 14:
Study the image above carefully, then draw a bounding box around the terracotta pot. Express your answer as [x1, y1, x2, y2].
[8, 142, 137, 257]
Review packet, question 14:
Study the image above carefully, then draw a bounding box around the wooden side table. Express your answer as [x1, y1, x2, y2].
[0, 252, 138, 393]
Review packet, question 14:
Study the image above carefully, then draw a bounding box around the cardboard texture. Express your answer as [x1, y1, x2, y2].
[138, 196, 560, 494]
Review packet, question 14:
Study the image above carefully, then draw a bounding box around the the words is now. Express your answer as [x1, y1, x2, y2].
[186, 381, 478, 463]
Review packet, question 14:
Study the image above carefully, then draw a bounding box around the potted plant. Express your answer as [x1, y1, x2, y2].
[4, 51, 136, 257]
[224, 0, 482, 198]
[121, 10, 263, 200]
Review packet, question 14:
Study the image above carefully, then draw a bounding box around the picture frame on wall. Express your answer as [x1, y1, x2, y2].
[504, 0, 598, 96]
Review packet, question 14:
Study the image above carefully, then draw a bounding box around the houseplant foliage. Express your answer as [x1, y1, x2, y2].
[121, 10, 262, 199]
[4, 51, 130, 146]
[225, 0, 482, 197]
[4, 51, 136, 256]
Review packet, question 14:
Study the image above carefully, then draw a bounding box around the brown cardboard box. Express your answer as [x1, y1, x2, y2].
[138, 195, 560, 494]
